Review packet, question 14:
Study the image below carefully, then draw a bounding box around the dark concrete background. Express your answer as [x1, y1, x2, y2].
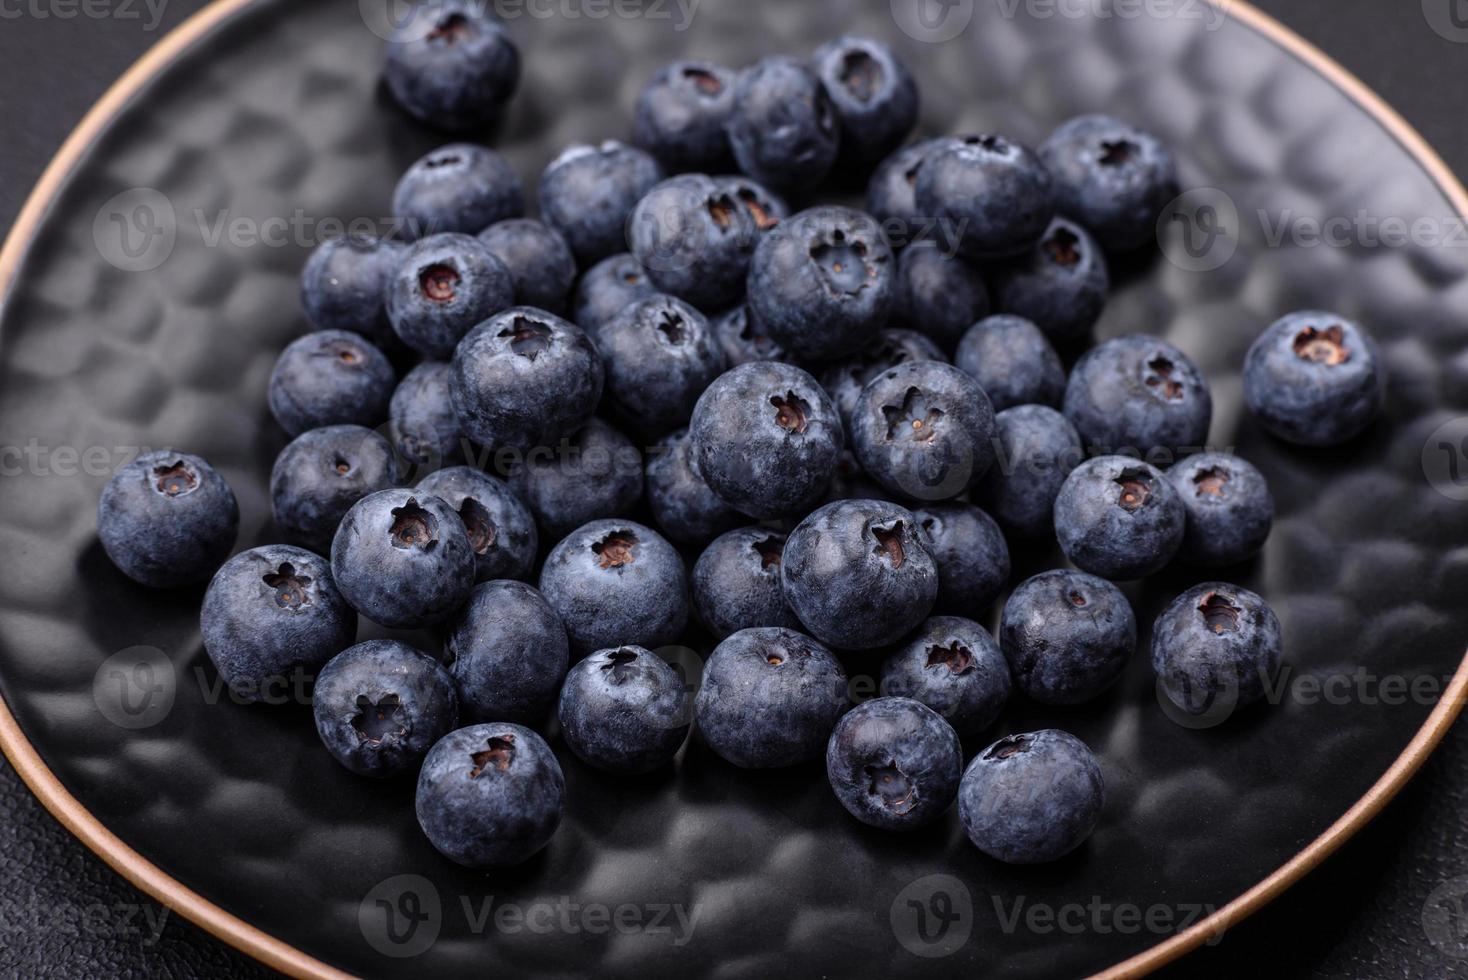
[0, 1, 1464, 976]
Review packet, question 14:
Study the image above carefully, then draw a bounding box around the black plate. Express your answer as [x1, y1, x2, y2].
[2, 0, 1466, 976]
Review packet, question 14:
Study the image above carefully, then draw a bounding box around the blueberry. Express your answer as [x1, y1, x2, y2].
[415, 465, 537, 581]
[782, 499, 937, 650]
[268, 330, 395, 437]
[389, 362, 465, 469]
[954, 314, 1066, 412]
[725, 56, 840, 194]
[330, 489, 476, 629]
[1000, 569, 1135, 705]
[300, 234, 403, 344]
[449, 307, 603, 453]
[445, 580, 569, 725]
[865, 137, 961, 243]
[975, 405, 1083, 539]
[633, 61, 738, 173]
[1039, 114, 1178, 252]
[819, 327, 947, 437]
[695, 627, 848, 768]
[826, 697, 960, 830]
[270, 425, 399, 553]
[558, 646, 691, 774]
[1053, 455, 1184, 580]
[202, 545, 355, 700]
[689, 361, 843, 519]
[892, 241, 989, 350]
[313, 639, 458, 778]
[477, 218, 577, 314]
[597, 294, 725, 434]
[851, 360, 997, 502]
[393, 143, 523, 238]
[912, 503, 1010, 615]
[880, 617, 1010, 737]
[415, 723, 564, 869]
[628, 175, 759, 312]
[1166, 453, 1273, 567]
[812, 36, 919, 174]
[571, 253, 656, 337]
[992, 217, 1109, 345]
[1242, 311, 1383, 447]
[383, 0, 519, 132]
[692, 526, 800, 639]
[539, 140, 664, 265]
[506, 418, 644, 539]
[386, 233, 513, 359]
[958, 729, 1104, 864]
[1063, 335, 1213, 459]
[710, 304, 788, 368]
[915, 135, 1055, 260]
[539, 519, 689, 657]
[1151, 583, 1282, 717]
[645, 428, 741, 545]
[746, 206, 895, 360]
[99, 451, 239, 589]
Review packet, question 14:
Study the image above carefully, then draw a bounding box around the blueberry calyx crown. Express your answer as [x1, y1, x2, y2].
[459, 498, 496, 554]
[683, 66, 723, 95]
[985, 734, 1032, 760]
[882, 386, 943, 443]
[351, 693, 405, 744]
[839, 50, 881, 103]
[263, 561, 312, 610]
[1143, 355, 1185, 401]
[331, 453, 355, 477]
[499, 316, 552, 360]
[423, 151, 462, 170]
[1098, 139, 1137, 166]
[864, 761, 916, 813]
[1198, 592, 1242, 634]
[1193, 466, 1229, 498]
[390, 498, 439, 552]
[1114, 469, 1153, 513]
[752, 535, 784, 570]
[1292, 324, 1349, 366]
[655, 309, 686, 344]
[925, 642, 973, 674]
[870, 519, 907, 568]
[153, 461, 198, 497]
[810, 229, 873, 296]
[418, 263, 460, 304]
[1043, 226, 1082, 268]
[706, 194, 738, 230]
[330, 340, 362, 366]
[1068, 589, 1088, 608]
[770, 391, 810, 434]
[600, 648, 639, 681]
[427, 12, 471, 44]
[592, 529, 637, 569]
[469, 734, 516, 778]
[736, 188, 779, 230]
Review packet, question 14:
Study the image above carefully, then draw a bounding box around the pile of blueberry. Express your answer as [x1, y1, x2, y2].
[96, 1, 1383, 871]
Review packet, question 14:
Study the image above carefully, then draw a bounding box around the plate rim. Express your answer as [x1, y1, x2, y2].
[0, 2, 1464, 978]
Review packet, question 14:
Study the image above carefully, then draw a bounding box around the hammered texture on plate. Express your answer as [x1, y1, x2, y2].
[1, 0, 1466, 976]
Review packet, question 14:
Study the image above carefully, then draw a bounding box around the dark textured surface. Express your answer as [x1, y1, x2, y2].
[0, 2, 1467, 980]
